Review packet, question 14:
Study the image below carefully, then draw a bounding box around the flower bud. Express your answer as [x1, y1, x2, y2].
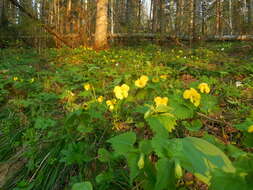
[175, 160, 183, 179]
[138, 154, 145, 169]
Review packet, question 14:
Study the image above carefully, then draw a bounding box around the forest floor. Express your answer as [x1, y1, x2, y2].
[0, 42, 253, 190]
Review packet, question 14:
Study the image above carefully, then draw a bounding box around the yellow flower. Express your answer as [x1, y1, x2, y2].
[135, 75, 149, 88]
[152, 77, 160, 83]
[106, 99, 116, 111]
[198, 83, 210, 94]
[160, 75, 168, 80]
[183, 88, 201, 107]
[13, 77, 18, 81]
[113, 84, 130, 100]
[154, 96, 168, 107]
[248, 125, 253, 133]
[97, 96, 103, 103]
[84, 83, 91, 91]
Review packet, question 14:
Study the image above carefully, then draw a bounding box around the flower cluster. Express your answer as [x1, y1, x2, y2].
[114, 84, 130, 100]
[106, 99, 117, 111]
[154, 97, 168, 107]
[183, 83, 210, 107]
[135, 75, 149, 88]
[183, 88, 201, 107]
[198, 83, 210, 94]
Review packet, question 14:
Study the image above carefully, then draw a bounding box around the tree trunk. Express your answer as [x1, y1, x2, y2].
[229, 0, 233, 35]
[94, 0, 108, 50]
[247, 0, 252, 33]
[215, 0, 222, 36]
[152, 0, 158, 33]
[0, 0, 5, 26]
[189, 0, 196, 45]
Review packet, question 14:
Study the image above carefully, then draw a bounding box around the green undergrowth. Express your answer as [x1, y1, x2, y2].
[0, 42, 253, 190]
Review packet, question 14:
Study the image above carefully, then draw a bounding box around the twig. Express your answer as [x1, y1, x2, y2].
[197, 112, 231, 126]
[29, 152, 50, 183]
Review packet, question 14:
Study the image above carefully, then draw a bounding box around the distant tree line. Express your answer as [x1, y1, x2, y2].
[0, 0, 252, 48]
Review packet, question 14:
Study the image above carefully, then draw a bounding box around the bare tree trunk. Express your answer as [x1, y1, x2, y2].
[247, 0, 252, 33]
[110, 0, 114, 35]
[0, 0, 4, 26]
[215, 0, 222, 37]
[160, 0, 166, 33]
[229, 0, 233, 35]
[152, 0, 158, 33]
[94, 0, 108, 50]
[189, 0, 196, 46]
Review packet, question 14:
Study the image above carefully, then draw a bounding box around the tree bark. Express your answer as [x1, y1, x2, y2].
[94, 0, 108, 50]
[0, 0, 5, 26]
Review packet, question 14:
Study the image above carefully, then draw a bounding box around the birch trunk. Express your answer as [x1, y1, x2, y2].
[94, 0, 108, 49]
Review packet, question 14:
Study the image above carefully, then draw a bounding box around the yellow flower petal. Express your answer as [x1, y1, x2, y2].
[135, 75, 149, 88]
[198, 83, 210, 94]
[121, 84, 130, 92]
[97, 96, 103, 103]
[183, 90, 191, 99]
[154, 96, 168, 107]
[183, 88, 201, 107]
[84, 83, 91, 91]
[140, 75, 149, 82]
[248, 125, 253, 133]
[114, 84, 129, 99]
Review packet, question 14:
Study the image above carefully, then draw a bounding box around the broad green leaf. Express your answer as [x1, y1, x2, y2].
[199, 94, 218, 114]
[107, 132, 136, 155]
[96, 171, 114, 184]
[146, 114, 176, 137]
[126, 152, 139, 184]
[139, 140, 153, 155]
[154, 158, 176, 190]
[210, 170, 247, 190]
[72, 181, 93, 190]
[170, 101, 194, 119]
[234, 118, 253, 132]
[167, 137, 235, 184]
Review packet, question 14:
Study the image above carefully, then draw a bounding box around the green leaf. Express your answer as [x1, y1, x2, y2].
[126, 152, 140, 184]
[182, 120, 202, 132]
[234, 118, 253, 132]
[210, 170, 247, 190]
[34, 117, 56, 129]
[139, 140, 153, 155]
[154, 158, 176, 190]
[98, 148, 111, 162]
[146, 114, 176, 138]
[170, 101, 194, 119]
[199, 94, 218, 114]
[167, 137, 235, 184]
[96, 171, 114, 184]
[72, 181, 93, 190]
[107, 132, 136, 155]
